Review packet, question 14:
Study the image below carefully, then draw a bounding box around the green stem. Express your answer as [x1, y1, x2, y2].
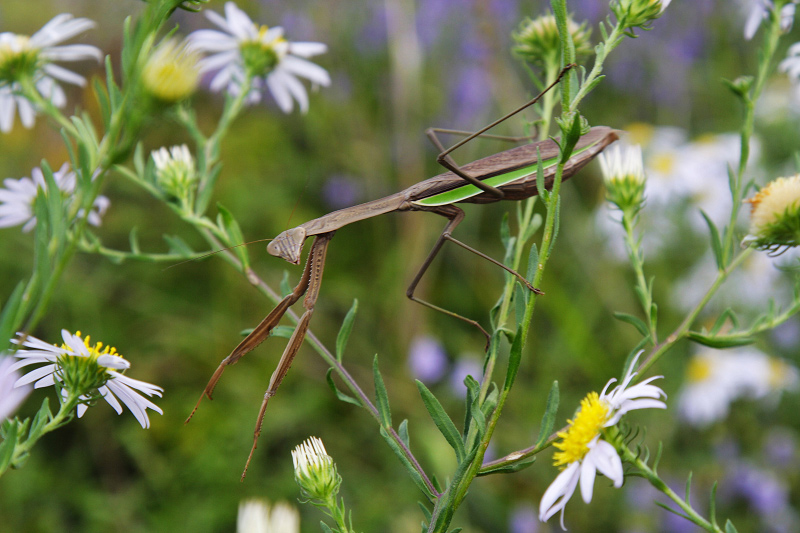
[2, 390, 82, 477]
[621, 210, 657, 343]
[638, 248, 753, 375]
[618, 443, 724, 533]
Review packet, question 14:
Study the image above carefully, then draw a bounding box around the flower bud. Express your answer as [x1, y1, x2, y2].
[291, 436, 341, 502]
[611, 0, 671, 30]
[152, 145, 197, 204]
[599, 144, 646, 214]
[142, 38, 200, 103]
[513, 12, 591, 66]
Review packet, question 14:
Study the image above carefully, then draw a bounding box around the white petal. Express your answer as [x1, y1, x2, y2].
[589, 440, 624, 488]
[277, 71, 309, 113]
[579, 457, 597, 503]
[42, 64, 86, 86]
[288, 42, 327, 58]
[539, 461, 580, 524]
[14, 364, 56, 386]
[41, 44, 102, 62]
[97, 384, 124, 414]
[97, 354, 130, 370]
[266, 71, 294, 113]
[281, 56, 331, 86]
[224, 2, 258, 40]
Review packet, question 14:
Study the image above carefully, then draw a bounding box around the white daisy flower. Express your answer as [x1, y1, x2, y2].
[539, 352, 666, 530]
[0, 163, 110, 232]
[9, 330, 163, 429]
[188, 2, 330, 113]
[744, 0, 798, 40]
[236, 499, 300, 533]
[678, 348, 799, 427]
[0, 355, 31, 421]
[0, 14, 102, 132]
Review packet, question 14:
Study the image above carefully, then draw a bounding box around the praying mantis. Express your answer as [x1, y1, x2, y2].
[187, 65, 619, 476]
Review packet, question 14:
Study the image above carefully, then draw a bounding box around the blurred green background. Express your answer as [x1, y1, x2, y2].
[2, 0, 800, 531]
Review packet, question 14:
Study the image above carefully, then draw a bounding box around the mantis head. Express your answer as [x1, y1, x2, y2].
[267, 226, 307, 265]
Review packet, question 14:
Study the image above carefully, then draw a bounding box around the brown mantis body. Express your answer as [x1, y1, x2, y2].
[187, 67, 619, 477]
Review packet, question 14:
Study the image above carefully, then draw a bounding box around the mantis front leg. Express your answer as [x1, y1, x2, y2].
[186, 233, 334, 478]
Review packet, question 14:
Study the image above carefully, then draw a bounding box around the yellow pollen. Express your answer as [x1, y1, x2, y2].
[552, 392, 610, 467]
[650, 153, 675, 175]
[61, 331, 121, 363]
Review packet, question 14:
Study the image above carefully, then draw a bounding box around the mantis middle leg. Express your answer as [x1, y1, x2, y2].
[406, 204, 540, 348]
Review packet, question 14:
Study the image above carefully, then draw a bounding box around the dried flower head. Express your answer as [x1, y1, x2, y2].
[743, 174, 800, 253]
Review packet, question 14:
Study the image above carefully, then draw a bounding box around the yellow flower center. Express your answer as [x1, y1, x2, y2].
[142, 40, 200, 102]
[61, 330, 121, 366]
[0, 34, 39, 83]
[650, 152, 675, 176]
[552, 392, 610, 467]
[686, 356, 712, 383]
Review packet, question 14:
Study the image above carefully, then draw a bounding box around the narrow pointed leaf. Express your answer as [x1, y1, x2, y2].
[614, 312, 650, 337]
[478, 456, 536, 476]
[725, 520, 739, 533]
[336, 300, 358, 362]
[0, 420, 18, 473]
[503, 326, 524, 393]
[700, 210, 724, 269]
[373, 355, 392, 427]
[416, 380, 465, 462]
[399, 419, 410, 448]
[325, 369, 362, 407]
[535, 381, 560, 448]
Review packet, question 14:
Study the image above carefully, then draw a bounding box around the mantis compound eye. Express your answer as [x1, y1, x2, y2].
[267, 226, 306, 265]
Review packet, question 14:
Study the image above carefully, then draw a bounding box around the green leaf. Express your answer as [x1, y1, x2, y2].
[379, 426, 435, 501]
[478, 456, 536, 476]
[399, 419, 410, 448]
[503, 326, 524, 393]
[462, 375, 479, 438]
[319, 521, 334, 533]
[499, 213, 511, 249]
[0, 282, 25, 347]
[535, 146, 546, 201]
[686, 332, 755, 348]
[429, 447, 478, 530]
[514, 283, 526, 328]
[373, 355, 392, 427]
[163, 235, 196, 256]
[526, 244, 539, 282]
[27, 398, 52, 442]
[613, 312, 650, 337]
[270, 326, 296, 339]
[336, 300, 358, 363]
[534, 381, 560, 448]
[216, 204, 249, 268]
[725, 519, 740, 533]
[0, 420, 18, 474]
[325, 369, 362, 407]
[416, 380, 465, 462]
[280, 270, 292, 298]
[700, 210, 724, 269]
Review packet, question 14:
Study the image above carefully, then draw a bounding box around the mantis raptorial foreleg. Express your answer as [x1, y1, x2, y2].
[186, 233, 333, 429]
[406, 203, 541, 347]
[241, 232, 332, 478]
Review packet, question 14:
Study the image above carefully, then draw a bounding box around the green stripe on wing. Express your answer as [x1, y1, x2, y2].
[413, 143, 592, 207]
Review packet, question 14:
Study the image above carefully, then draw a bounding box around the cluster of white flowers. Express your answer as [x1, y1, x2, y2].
[0, 163, 110, 232]
[678, 347, 798, 427]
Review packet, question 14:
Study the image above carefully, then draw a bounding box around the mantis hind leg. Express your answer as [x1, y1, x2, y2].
[406, 204, 541, 350]
[425, 64, 574, 199]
